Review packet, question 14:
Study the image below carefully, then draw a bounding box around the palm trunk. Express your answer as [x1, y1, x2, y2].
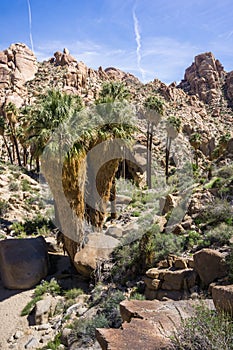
[36, 156, 40, 173]
[110, 177, 117, 220]
[195, 149, 199, 168]
[3, 135, 13, 164]
[146, 121, 150, 187]
[23, 148, 28, 167]
[148, 123, 153, 189]
[85, 139, 121, 229]
[166, 136, 171, 183]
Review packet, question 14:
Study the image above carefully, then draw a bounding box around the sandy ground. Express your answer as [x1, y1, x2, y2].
[0, 278, 34, 350]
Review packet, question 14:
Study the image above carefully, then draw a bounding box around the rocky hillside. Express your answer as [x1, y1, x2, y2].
[0, 44, 232, 151]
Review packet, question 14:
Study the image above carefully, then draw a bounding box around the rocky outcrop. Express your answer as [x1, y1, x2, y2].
[96, 299, 214, 350]
[0, 236, 48, 289]
[53, 48, 77, 66]
[178, 52, 225, 104]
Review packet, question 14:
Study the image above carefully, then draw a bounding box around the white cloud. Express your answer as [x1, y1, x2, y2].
[132, 9, 146, 81]
[26, 0, 34, 52]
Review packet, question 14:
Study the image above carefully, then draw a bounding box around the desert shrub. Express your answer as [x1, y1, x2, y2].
[9, 181, 19, 191]
[10, 222, 27, 237]
[101, 290, 125, 328]
[129, 292, 146, 300]
[21, 178, 31, 192]
[217, 164, 233, 179]
[21, 279, 61, 316]
[111, 240, 140, 283]
[204, 223, 233, 247]
[21, 295, 43, 316]
[41, 333, 62, 350]
[10, 215, 54, 236]
[68, 289, 125, 346]
[171, 303, 233, 349]
[64, 288, 84, 300]
[183, 230, 205, 250]
[34, 278, 61, 297]
[200, 198, 233, 225]
[226, 248, 233, 283]
[0, 199, 9, 216]
[139, 224, 184, 270]
[71, 314, 109, 345]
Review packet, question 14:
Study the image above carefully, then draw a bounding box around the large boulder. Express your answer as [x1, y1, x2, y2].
[193, 248, 228, 286]
[212, 284, 233, 315]
[0, 236, 48, 289]
[73, 233, 119, 277]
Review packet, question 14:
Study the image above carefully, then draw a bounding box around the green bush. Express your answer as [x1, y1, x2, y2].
[21, 279, 61, 316]
[21, 295, 42, 316]
[171, 303, 233, 349]
[64, 288, 84, 300]
[0, 199, 9, 216]
[34, 279, 61, 297]
[9, 181, 19, 191]
[41, 333, 62, 350]
[204, 223, 233, 247]
[183, 230, 205, 250]
[199, 199, 233, 225]
[130, 292, 146, 300]
[139, 224, 183, 270]
[21, 178, 31, 192]
[71, 314, 109, 345]
[111, 241, 140, 283]
[10, 215, 54, 237]
[101, 290, 125, 327]
[226, 248, 233, 283]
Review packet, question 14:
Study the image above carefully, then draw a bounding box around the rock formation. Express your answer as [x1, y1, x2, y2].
[178, 52, 226, 105]
[0, 43, 38, 108]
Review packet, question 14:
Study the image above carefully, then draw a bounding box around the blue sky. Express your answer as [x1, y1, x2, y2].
[0, 0, 233, 83]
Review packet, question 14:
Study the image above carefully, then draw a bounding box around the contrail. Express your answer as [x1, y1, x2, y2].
[26, 0, 34, 52]
[133, 9, 145, 81]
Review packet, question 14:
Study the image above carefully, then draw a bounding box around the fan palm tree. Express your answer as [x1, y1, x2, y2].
[144, 96, 164, 188]
[189, 132, 202, 168]
[88, 81, 134, 223]
[0, 115, 13, 164]
[4, 102, 21, 166]
[96, 81, 130, 104]
[27, 89, 83, 172]
[38, 86, 135, 261]
[165, 115, 181, 182]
